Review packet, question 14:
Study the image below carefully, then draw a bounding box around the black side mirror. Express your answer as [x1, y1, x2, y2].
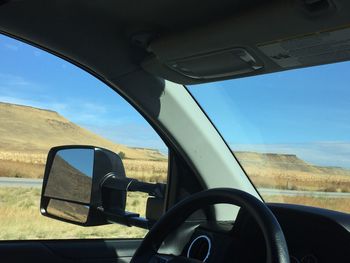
[40, 145, 166, 229]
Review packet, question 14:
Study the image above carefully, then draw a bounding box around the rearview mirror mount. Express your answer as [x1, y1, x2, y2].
[40, 145, 166, 229]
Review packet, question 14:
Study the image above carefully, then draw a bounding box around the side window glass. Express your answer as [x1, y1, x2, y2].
[0, 34, 168, 240]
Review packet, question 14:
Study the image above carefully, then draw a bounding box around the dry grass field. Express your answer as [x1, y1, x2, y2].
[251, 172, 350, 192]
[236, 151, 350, 193]
[0, 186, 348, 240]
[0, 159, 45, 178]
[0, 149, 349, 240]
[0, 150, 349, 240]
[264, 195, 350, 214]
[123, 159, 168, 183]
[0, 155, 168, 182]
[0, 152, 166, 240]
[0, 187, 147, 240]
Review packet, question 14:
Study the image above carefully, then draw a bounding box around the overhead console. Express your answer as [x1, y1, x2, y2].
[142, 0, 350, 84]
[153, 48, 264, 80]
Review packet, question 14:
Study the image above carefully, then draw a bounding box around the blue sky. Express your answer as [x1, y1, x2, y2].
[1, 33, 350, 168]
[57, 149, 94, 178]
[189, 62, 350, 168]
[0, 34, 166, 152]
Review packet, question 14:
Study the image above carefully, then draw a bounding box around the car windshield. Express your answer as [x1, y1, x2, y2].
[187, 61, 350, 214]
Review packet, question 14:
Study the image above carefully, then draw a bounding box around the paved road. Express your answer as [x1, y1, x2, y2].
[0, 177, 350, 198]
[259, 188, 350, 198]
[0, 177, 43, 188]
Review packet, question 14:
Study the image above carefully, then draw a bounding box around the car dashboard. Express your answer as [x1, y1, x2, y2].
[181, 204, 350, 263]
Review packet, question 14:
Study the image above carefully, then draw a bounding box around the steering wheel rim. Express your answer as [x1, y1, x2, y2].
[131, 188, 290, 263]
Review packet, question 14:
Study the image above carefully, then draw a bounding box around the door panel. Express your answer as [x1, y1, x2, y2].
[0, 239, 141, 263]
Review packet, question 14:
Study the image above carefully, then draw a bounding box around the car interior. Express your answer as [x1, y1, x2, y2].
[0, 0, 350, 263]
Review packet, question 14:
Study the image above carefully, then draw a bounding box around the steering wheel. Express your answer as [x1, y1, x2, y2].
[131, 188, 290, 263]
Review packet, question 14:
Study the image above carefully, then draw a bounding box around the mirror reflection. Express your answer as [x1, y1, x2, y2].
[44, 149, 94, 204]
[47, 199, 89, 224]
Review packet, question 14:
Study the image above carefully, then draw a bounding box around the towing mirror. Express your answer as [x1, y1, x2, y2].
[40, 145, 166, 229]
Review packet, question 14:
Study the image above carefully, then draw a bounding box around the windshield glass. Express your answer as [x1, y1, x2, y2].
[187, 61, 350, 214]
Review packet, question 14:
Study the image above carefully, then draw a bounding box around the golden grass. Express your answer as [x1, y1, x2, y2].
[0, 148, 349, 240]
[264, 195, 350, 214]
[0, 153, 167, 239]
[0, 158, 168, 183]
[248, 170, 350, 192]
[0, 159, 45, 178]
[0, 187, 349, 240]
[123, 159, 168, 183]
[0, 151, 46, 164]
[0, 187, 147, 240]
[2, 149, 350, 194]
[236, 151, 350, 192]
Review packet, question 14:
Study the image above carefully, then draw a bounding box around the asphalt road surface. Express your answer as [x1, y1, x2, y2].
[0, 177, 43, 188]
[258, 188, 350, 198]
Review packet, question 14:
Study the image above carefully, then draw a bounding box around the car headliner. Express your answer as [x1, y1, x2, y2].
[1, 0, 350, 87]
[0, 0, 257, 84]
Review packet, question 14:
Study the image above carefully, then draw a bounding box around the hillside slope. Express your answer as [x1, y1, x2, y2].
[0, 102, 165, 161]
[235, 151, 350, 177]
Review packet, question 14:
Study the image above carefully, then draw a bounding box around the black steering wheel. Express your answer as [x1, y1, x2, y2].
[131, 188, 290, 263]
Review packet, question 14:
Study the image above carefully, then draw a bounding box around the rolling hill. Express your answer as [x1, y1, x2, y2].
[235, 151, 350, 177]
[234, 151, 350, 192]
[0, 102, 166, 162]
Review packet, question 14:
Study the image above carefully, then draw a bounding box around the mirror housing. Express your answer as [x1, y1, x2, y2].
[40, 145, 166, 229]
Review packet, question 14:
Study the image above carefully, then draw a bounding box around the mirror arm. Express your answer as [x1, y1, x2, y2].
[128, 180, 166, 199]
[100, 172, 166, 198]
[99, 172, 164, 229]
[100, 208, 151, 229]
